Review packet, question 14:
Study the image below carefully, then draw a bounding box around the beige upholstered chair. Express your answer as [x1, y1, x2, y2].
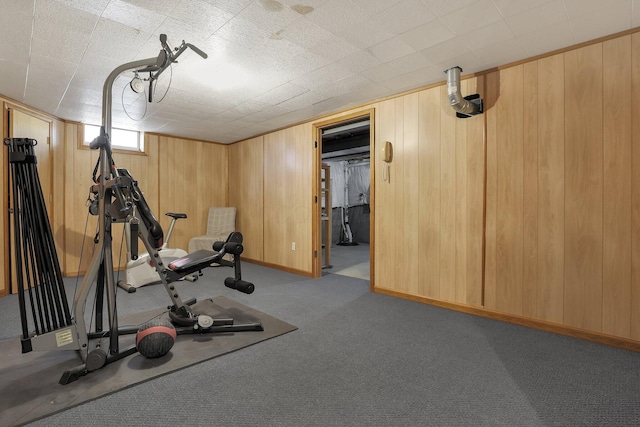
[188, 207, 236, 253]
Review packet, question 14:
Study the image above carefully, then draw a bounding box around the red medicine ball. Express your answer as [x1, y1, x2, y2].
[136, 318, 177, 358]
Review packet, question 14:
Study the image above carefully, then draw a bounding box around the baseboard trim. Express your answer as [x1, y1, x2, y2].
[373, 286, 640, 353]
[243, 258, 314, 278]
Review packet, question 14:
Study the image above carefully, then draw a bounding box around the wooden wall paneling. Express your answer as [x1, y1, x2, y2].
[392, 98, 406, 292]
[455, 81, 468, 303]
[63, 123, 100, 276]
[464, 77, 485, 307]
[158, 137, 228, 253]
[632, 32, 640, 341]
[229, 137, 264, 261]
[402, 93, 419, 295]
[159, 136, 192, 252]
[417, 87, 441, 299]
[439, 84, 456, 302]
[563, 43, 604, 331]
[602, 35, 632, 337]
[484, 71, 499, 309]
[522, 62, 539, 318]
[51, 120, 65, 273]
[374, 99, 397, 290]
[262, 132, 279, 266]
[495, 65, 524, 315]
[0, 103, 5, 295]
[536, 53, 565, 323]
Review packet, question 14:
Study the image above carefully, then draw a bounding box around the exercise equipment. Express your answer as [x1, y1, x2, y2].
[117, 208, 194, 293]
[136, 318, 177, 358]
[7, 34, 262, 385]
[5, 137, 72, 345]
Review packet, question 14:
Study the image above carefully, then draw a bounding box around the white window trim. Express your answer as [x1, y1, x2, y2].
[83, 124, 144, 153]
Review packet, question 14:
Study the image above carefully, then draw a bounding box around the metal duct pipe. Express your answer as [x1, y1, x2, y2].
[444, 66, 483, 117]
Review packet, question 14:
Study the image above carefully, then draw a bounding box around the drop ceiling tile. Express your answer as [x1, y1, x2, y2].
[440, 0, 504, 35]
[31, 35, 86, 64]
[421, 37, 472, 65]
[491, 0, 556, 18]
[51, 0, 110, 16]
[202, 0, 254, 15]
[250, 104, 296, 121]
[342, 82, 393, 103]
[334, 18, 395, 49]
[62, 86, 103, 106]
[474, 37, 526, 68]
[505, 0, 568, 37]
[400, 20, 456, 51]
[569, 2, 634, 44]
[216, 15, 270, 47]
[171, 0, 235, 36]
[30, 54, 77, 80]
[280, 0, 331, 9]
[516, 21, 574, 57]
[280, 19, 334, 49]
[292, 63, 354, 89]
[122, 0, 178, 15]
[368, 37, 416, 63]
[34, 0, 98, 36]
[419, 0, 480, 17]
[335, 50, 382, 73]
[462, 20, 515, 51]
[563, 0, 631, 19]
[276, 90, 329, 111]
[85, 19, 153, 61]
[102, 0, 168, 34]
[256, 83, 310, 105]
[351, 0, 404, 15]
[378, 66, 432, 92]
[385, 52, 432, 74]
[308, 34, 360, 62]
[359, 63, 399, 83]
[372, 0, 437, 35]
[1, 0, 33, 15]
[305, 0, 369, 34]
[0, 60, 27, 101]
[238, 0, 302, 34]
[0, 14, 31, 62]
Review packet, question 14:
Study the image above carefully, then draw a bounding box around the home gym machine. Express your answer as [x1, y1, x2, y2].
[7, 34, 261, 385]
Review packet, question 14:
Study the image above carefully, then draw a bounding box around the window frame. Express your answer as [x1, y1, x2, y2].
[80, 123, 146, 155]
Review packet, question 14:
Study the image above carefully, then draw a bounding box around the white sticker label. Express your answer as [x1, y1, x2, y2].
[55, 329, 74, 347]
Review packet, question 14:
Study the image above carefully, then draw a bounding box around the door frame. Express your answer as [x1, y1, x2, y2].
[311, 108, 375, 289]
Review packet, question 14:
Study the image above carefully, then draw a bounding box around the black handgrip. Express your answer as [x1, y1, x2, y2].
[130, 219, 139, 260]
[213, 241, 224, 251]
[224, 242, 243, 255]
[224, 278, 254, 294]
[186, 43, 208, 59]
[89, 134, 109, 150]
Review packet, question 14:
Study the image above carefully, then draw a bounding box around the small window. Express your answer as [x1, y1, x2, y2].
[83, 124, 144, 152]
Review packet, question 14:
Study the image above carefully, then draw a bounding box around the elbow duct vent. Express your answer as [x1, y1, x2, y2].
[444, 66, 483, 119]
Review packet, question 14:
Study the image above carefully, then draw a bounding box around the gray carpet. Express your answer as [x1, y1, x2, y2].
[0, 295, 296, 426]
[1, 262, 640, 426]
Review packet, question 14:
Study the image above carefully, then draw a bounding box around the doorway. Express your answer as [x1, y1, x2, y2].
[313, 110, 374, 284]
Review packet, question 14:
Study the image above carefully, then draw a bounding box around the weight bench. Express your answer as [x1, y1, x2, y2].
[163, 231, 256, 326]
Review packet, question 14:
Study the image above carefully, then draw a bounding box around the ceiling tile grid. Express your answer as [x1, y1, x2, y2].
[0, 0, 637, 143]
